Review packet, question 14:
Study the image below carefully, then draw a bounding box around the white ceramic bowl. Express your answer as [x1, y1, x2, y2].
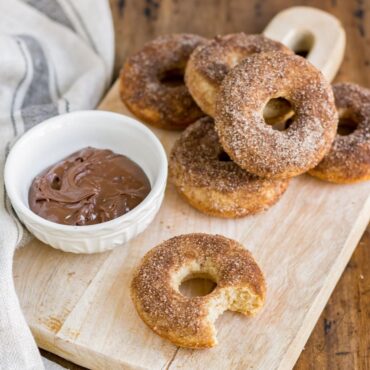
[4, 110, 167, 253]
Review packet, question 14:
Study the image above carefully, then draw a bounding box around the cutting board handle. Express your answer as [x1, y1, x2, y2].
[263, 6, 346, 82]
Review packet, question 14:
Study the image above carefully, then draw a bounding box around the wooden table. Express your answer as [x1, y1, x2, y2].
[43, 0, 369, 368]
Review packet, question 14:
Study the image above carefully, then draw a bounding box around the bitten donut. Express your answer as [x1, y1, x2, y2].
[185, 33, 293, 123]
[216, 51, 338, 179]
[309, 83, 370, 183]
[169, 117, 289, 217]
[120, 34, 207, 130]
[131, 233, 266, 348]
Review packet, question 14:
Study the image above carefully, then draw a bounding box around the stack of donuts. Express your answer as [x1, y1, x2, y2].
[122, 33, 370, 349]
[120, 33, 370, 219]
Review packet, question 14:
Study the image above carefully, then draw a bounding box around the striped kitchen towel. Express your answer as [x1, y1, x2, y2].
[0, 1, 114, 369]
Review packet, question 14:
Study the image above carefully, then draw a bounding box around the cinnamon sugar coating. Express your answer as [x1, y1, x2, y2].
[185, 33, 293, 117]
[215, 51, 338, 179]
[309, 83, 370, 183]
[169, 117, 289, 217]
[120, 34, 207, 130]
[131, 233, 266, 348]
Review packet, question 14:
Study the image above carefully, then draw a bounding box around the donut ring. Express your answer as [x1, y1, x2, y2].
[185, 33, 294, 123]
[215, 51, 338, 179]
[120, 34, 207, 130]
[309, 83, 370, 183]
[169, 117, 289, 218]
[131, 233, 266, 348]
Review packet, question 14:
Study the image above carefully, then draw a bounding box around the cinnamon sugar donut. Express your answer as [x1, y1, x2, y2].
[169, 117, 289, 218]
[185, 33, 293, 123]
[216, 51, 338, 179]
[131, 233, 266, 348]
[120, 34, 207, 130]
[309, 83, 370, 183]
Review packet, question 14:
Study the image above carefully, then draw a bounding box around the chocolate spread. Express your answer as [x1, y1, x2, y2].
[29, 147, 151, 226]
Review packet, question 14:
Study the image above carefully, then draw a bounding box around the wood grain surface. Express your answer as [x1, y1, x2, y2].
[24, 0, 370, 369]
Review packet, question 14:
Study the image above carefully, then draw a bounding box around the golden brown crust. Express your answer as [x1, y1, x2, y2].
[119, 34, 207, 130]
[215, 51, 338, 179]
[185, 33, 293, 117]
[169, 117, 289, 217]
[131, 233, 266, 348]
[309, 83, 370, 184]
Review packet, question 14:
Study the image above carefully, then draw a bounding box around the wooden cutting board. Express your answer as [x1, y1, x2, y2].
[14, 79, 370, 369]
[13, 8, 370, 370]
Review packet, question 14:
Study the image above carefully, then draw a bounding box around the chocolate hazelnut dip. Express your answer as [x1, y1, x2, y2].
[29, 147, 151, 226]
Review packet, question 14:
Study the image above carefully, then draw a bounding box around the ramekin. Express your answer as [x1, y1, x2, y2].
[4, 110, 167, 253]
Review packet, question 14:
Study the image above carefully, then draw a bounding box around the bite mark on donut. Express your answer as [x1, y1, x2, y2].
[131, 233, 266, 348]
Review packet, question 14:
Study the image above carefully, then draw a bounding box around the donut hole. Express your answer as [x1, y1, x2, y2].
[50, 175, 61, 190]
[263, 98, 295, 131]
[218, 151, 232, 162]
[284, 117, 295, 130]
[158, 67, 185, 87]
[289, 30, 315, 58]
[337, 116, 358, 136]
[179, 273, 217, 297]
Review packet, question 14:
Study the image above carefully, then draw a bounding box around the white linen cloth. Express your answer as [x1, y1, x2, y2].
[0, 1, 114, 368]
